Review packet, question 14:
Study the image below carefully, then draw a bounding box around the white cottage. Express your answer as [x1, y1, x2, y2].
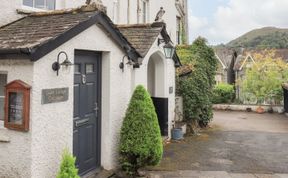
[0, 4, 181, 178]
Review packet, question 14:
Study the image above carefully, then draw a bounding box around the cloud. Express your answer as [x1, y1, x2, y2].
[189, 0, 288, 45]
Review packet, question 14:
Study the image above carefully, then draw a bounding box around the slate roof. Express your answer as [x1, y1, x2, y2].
[117, 23, 181, 67]
[117, 23, 164, 57]
[214, 48, 236, 68]
[0, 9, 141, 61]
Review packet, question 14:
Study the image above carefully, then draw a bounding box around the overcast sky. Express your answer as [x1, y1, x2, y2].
[188, 0, 288, 45]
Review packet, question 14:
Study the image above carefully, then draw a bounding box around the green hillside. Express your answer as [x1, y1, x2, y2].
[227, 27, 288, 49]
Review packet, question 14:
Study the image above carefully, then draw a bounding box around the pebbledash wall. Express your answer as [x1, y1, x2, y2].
[0, 21, 176, 178]
[0, 24, 130, 177]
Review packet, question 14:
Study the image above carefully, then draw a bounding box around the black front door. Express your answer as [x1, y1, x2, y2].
[73, 51, 101, 175]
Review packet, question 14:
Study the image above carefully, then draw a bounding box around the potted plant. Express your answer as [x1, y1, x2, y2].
[256, 97, 265, 114]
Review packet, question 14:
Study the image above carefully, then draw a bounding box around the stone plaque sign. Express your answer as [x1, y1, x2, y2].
[169, 87, 174, 94]
[42, 88, 69, 104]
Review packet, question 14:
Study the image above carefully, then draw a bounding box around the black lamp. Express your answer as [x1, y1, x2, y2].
[52, 51, 73, 76]
[158, 39, 175, 59]
[163, 42, 175, 59]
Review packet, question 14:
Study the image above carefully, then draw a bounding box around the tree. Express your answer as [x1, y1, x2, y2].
[119, 85, 163, 176]
[239, 50, 288, 104]
[57, 149, 79, 178]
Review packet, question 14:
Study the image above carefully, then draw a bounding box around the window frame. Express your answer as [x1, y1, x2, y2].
[176, 16, 182, 44]
[141, 0, 149, 23]
[22, 0, 56, 10]
[4, 80, 31, 132]
[0, 73, 7, 125]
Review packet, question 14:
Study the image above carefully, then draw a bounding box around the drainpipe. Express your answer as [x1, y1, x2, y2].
[127, 0, 130, 24]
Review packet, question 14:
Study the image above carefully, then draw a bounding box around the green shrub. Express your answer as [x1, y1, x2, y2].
[212, 83, 235, 104]
[57, 149, 79, 178]
[176, 37, 217, 127]
[119, 85, 163, 175]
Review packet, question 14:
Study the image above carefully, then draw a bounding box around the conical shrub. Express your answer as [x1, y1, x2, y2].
[57, 149, 79, 178]
[119, 85, 163, 175]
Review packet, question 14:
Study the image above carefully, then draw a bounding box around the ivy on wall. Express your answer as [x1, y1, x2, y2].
[176, 37, 217, 127]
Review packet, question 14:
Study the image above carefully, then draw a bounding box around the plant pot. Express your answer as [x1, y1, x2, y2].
[256, 106, 265, 114]
[171, 128, 183, 140]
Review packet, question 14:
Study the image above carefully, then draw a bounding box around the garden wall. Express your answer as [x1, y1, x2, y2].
[213, 104, 284, 113]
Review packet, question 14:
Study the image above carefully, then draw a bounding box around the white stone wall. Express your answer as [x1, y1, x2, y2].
[0, 60, 34, 178]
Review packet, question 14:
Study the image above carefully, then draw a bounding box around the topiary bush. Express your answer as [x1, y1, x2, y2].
[212, 83, 235, 104]
[57, 149, 79, 178]
[119, 85, 163, 176]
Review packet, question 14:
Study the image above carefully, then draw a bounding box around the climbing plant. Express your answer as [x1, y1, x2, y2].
[176, 37, 217, 127]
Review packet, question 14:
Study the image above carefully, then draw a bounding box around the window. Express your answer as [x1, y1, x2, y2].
[140, 0, 149, 23]
[176, 17, 182, 44]
[142, 1, 147, 23]
[0, 74, 7, 121]
[112, 0, 119, 23]
[23, 0, 55, 10]
[4, 80, 31, 132]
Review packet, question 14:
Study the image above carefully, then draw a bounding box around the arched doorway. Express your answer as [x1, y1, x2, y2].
[147, 52, 168, 136]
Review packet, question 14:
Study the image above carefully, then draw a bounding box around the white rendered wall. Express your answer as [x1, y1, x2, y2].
[0, 60, 34, 178]
[133, 34, 176, 138]
[30, 24, 133, 177]
[0, 0, 23, 26]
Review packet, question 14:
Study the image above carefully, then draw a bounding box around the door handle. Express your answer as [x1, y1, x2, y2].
[75, 118, 89, 127]
[94, 102, 99, 116]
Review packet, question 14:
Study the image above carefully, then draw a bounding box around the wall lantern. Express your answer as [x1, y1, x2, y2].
[52, 51, 73, 76]
[119, 55, 134, 72]
[158, 39, 176, 59]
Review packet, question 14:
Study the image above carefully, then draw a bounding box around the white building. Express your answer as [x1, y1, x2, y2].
[0, 1, 187, 177]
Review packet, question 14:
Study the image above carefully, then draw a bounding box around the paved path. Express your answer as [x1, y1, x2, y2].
[146, 111, 288, 178]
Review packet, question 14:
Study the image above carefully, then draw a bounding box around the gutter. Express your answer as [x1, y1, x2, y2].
[0, 48, 32, 59]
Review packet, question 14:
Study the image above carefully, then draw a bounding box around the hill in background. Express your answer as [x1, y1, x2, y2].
[226, 27, 288, 49]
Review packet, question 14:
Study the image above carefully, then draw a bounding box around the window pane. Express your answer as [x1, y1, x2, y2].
[86, 64, 94, 73]
[46, 0, 55, 10]
[0, 74, 7, 96]
[8, 92, 24, 125]
[23, 0, 33, 7]
[143, 1, 147, 23]
[0, 74, 7, 121]
[0, 98, 4, 121]
[35, 0, 45, 9]
[74, 64, 81, 74]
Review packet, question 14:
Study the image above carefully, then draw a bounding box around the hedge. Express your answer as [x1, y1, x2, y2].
[212, 83, 235, 104]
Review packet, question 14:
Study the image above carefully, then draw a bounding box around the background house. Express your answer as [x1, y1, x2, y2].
[0, 1, 187, 178]
[214, 48, 237, 85]
[215, 48, 288, 103]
